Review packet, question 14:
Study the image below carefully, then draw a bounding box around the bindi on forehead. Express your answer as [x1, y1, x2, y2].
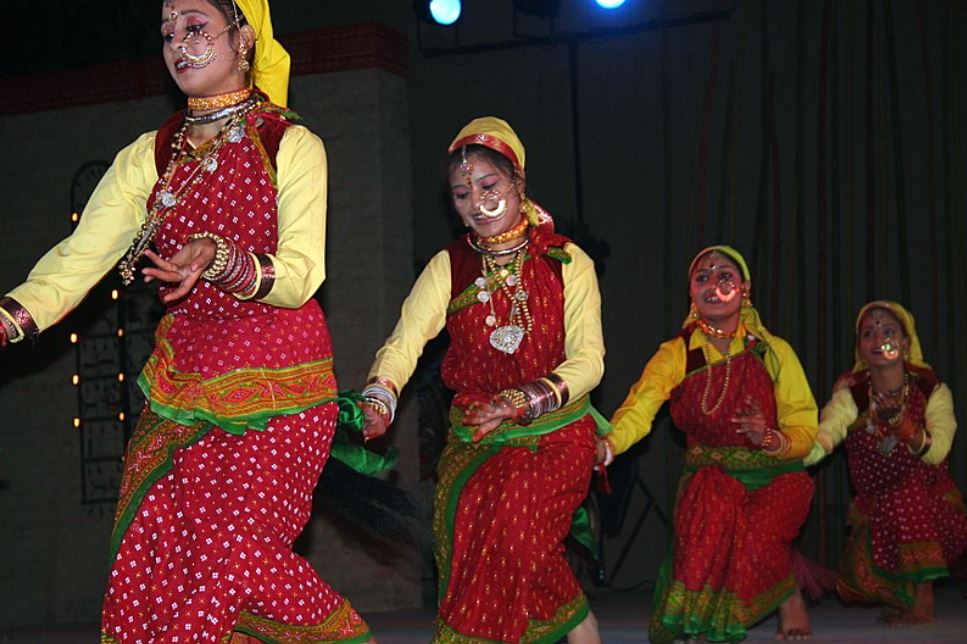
[862, 310, 904, 336]
[694, 254, 739, 275]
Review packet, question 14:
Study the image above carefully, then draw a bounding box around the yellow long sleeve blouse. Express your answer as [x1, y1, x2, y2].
[1, 124, 328, 340]
[609, 324, 818, 458]
[367, 243, 605, 399]
[804, 378, 957, 466]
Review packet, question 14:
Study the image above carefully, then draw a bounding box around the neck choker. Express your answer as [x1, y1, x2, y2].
[479, 218, 529, 246]
[188, 88, 253, 112]
[185, 96, 259, 125]
[468, 235, 529, 257]
[695, 317, 737, 339]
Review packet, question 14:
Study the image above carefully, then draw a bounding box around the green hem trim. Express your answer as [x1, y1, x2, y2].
[864, 531, 951, 584]
[528, 595, 588, 644]
[437, 448, 494, 599]
[110, 421, 212, 559]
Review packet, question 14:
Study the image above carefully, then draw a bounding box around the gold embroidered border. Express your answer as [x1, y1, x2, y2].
[433, 439, 494, 600]
[684, 444, 783, 471]
[232, 601, 371, 643]
[110, 411, 211, 557]
[139, 317, 337, 432]
[432, 592, 587, 644]
[657, 574, 795, 641]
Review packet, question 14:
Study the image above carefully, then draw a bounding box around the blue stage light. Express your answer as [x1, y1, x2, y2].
[429, 0, 462, 25]
[595, 0, 627, 8]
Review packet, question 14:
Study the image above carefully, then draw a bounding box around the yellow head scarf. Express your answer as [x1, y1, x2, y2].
[234, 0, 290, 106]
[449, 116, 526, 173]
[683, 245, 776, 344]
[448, 116, 546, 226]
[852, 300, 928, 371]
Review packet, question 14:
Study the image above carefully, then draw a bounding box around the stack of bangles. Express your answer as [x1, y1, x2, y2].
[759, 427, 789, 455]
[494, 373, 569, 424]
[362, 377, 398, 425]
[188, 232, 274, 299]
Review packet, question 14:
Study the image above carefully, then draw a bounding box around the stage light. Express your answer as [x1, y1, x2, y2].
[595, 0, 627, 8]
[429, 0, 461, 25]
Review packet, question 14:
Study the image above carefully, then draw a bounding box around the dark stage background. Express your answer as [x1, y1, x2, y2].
[0, 0, 965, 630]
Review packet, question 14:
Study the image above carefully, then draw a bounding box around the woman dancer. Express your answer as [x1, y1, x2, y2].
[607, 245, 816, 642]
[805, 301, 967, 624]
[360, 117, 606, 643]
[0, 1, 372, 641]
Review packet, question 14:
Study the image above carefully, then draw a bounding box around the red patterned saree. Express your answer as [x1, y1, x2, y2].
[431, 225, 597, 643]
[649, 330, 814, 643]
[100, 104, 369, 643]
[837, 366, 967, 609]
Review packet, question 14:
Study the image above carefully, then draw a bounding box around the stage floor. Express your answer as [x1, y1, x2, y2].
[4, 583, 965, 642]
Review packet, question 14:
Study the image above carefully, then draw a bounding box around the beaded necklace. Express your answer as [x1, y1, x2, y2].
[700, 345, 732, 415]
[866, 371, 909, 455]
[694, 317, 737, 416]
[117, 99, 260, 285]
[474, 245, 533, 354]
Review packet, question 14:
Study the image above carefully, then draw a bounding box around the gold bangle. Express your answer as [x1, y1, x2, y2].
[761, 427, 788, 455]
[361, 396, 390, 421]
[189, 232, 230, 280]
[907, 429, 931, 457]
[495, 388, 529, 419]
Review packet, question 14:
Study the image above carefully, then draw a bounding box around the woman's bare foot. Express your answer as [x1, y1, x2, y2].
[567, 610, 601, 644]
[882, 582, 935, 626]
[776, 588, 812, 640]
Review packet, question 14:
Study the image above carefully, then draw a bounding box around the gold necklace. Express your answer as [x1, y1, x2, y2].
[700, 345, 732, 415]
[695, 317, 737, 339]
[866, 371, 909, 455]
[117, 103, 258, 285]
[187, 88, 252, 111]
[478, 218, 529, 246]
[475, 248, 533, 354]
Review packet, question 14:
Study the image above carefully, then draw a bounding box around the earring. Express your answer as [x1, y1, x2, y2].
[742, 292, 752, 307]
[688, 302, 699, 320]
[237, 38, 251, 73]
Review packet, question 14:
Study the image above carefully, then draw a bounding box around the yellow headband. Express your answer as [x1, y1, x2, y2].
[448, 116, 527, 173]
[688, 245, 751, 282]
[682, 245, 775, 344]
[234, 0, 290, 106]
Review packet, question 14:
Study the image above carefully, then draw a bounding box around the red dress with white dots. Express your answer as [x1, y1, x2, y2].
[649, 333, 814, 644]
[837, 366, 967, 610]
[431, 225, 597, 643]
[99, 106, 370, 643]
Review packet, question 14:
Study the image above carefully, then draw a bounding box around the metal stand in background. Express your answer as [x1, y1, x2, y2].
[595, 448, 672, 590]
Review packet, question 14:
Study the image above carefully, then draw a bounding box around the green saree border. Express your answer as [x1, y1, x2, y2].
[431, 592, 588, 643]
[649, 547, 795, 643]
[110, 413, 212, 559]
